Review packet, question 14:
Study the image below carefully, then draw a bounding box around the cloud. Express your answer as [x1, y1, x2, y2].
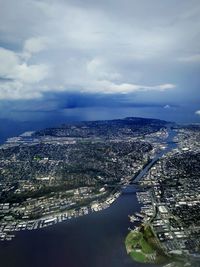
[195, 110, 200, 116]
[0, 81, 42, 100]
[178, 54, 200, 63]
[164, 104, 171, 109]
[0, 46, 49, 99]
[24, 37, 48, 54]
[0, 0, 199, 108]
[0, 47, 20, 76]
[87, 81, 175, 94]
[22, 37, 49, 60]
[0, 43, 175, 99]
[0, 47, 49, 83]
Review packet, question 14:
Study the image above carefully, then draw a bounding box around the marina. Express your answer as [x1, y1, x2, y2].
[0, 191, 121, 241]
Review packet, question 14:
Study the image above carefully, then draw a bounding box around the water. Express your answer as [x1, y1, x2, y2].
[0, 128, 177, 267]
[0, 195, 141, 267]
[134, 126, 177, 183]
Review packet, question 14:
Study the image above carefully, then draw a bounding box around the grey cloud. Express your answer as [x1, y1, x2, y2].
[0, 0, 199, 122]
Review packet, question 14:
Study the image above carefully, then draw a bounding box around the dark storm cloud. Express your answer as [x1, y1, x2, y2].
[0, 0, 199, 122]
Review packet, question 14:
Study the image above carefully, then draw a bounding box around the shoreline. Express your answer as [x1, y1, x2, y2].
[0, 191, 121, 242]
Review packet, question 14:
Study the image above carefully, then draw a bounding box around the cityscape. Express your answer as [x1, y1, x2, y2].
[0, 117, 199, 267]
[126, 124, 200, 266]
[0, 118, 165, 239]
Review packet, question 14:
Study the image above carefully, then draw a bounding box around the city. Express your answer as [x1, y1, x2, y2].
[126, 124, 200, 266]
[0, 118, 167, 241]
[1, 117, 200, 266]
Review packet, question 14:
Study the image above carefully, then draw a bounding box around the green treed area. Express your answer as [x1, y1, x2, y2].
[130, 251, 146, 262]
[33, 155, 42, 161]
[125, 224, 168, 264]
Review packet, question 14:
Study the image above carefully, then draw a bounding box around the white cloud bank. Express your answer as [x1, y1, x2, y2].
[0, 47, 48, 84]
[0, 43, 176, 99]
[195, 110, 200, 116]
[0, 45, 49, 99]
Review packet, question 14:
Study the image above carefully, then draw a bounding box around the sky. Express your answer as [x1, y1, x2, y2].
[0, 0, 200, 128]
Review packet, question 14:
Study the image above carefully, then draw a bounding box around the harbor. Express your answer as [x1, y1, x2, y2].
[0, 191, 121, 241]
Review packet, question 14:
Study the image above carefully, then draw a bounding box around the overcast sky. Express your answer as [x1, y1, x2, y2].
[0, 0, 200, 124]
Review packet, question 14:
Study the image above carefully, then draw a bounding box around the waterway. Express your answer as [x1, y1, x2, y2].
[134, 126, 177, 183]
[0, 128, 177, 267]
